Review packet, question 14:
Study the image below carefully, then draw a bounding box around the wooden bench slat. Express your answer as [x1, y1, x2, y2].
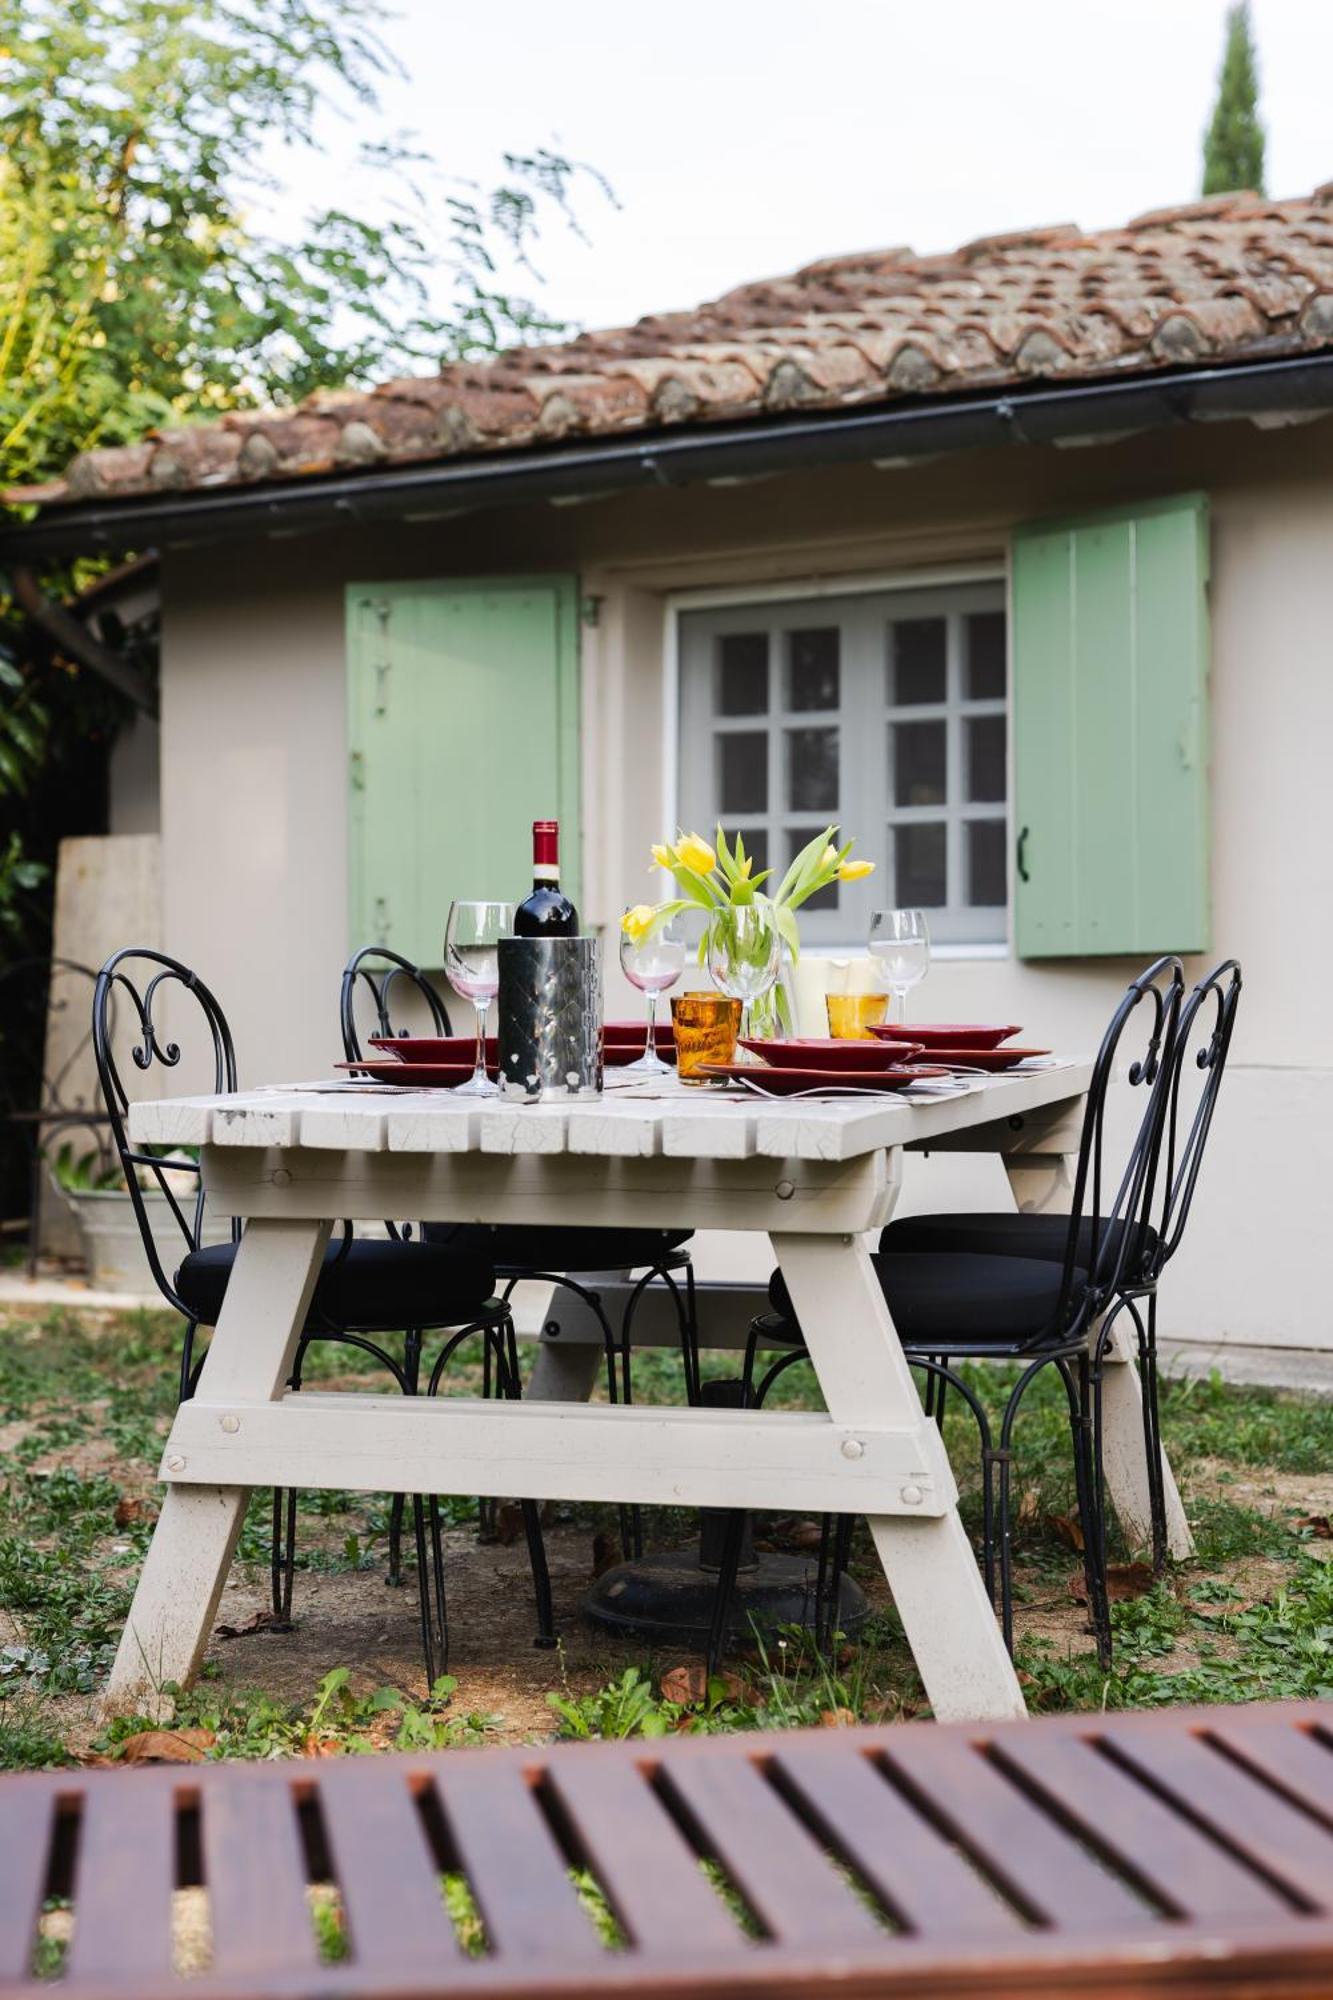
[989, 1728, 1291, 1923]
[877, 1731, 1148, 1929]
[1204, 1714, 1333, 1831]
[1100, 1720, 1333, 1913]
[0, 1785, 60, 1983]
[66, 1773, 176, 1985]
[314, 1761, 462, 1972]
[660, 1746, 887, 1949]
[543, 1752, 750, 1956]
[204, 1771, 320, 1977]
[436, 1760, 605, 1963]
[770, 1738, 1026, 1942]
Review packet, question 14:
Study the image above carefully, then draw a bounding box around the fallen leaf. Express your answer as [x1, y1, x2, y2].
[119, 1728, 216, 1765]
[215, 1609, 288, 1641]
[819, 1707, 858, 1728]
[1046, 1513, 1085, 1552]
[590, 1531, 620, 1579]
[301, 1734, 347, 1759]
[1296, 1516, 1333, 1539]
[1070, 1562, 1156, 1604]
[1017, 1487, 1041, 1525]
[659, 1663, 747, 1706]
[113, 1496, 158, 1529]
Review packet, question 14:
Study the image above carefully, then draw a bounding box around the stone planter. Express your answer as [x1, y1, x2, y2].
[54, 1184, 228, 1298]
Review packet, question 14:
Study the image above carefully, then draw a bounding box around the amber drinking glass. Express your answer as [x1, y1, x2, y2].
[670, 991, 743, 1081]
[826, 993, 889, 1039]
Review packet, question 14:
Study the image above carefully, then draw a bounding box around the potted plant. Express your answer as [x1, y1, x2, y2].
[47, 1141, 225, 1295]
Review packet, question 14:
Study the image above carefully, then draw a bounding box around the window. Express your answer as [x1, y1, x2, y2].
[677, 581, 1007, 945]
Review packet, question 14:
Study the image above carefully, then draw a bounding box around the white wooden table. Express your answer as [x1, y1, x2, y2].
[109, 1063, 1190, 1722]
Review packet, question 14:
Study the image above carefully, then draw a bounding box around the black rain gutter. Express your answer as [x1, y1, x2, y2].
[4, 349, 1333, 563]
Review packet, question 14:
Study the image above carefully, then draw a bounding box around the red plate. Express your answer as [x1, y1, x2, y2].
[739, 1036, 924, 1072]
[369, 1036, 495, 1064]
[695, 1062, 950, 1095]
[870, 1022, 1022, 1050]
[907, 1046, 1051, 1072]
[338, 1059, 496, 1087]
[604, 1019, 676, 1048]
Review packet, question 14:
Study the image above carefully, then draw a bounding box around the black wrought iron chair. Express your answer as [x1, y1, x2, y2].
[341, 944, 702, 1558]
[877, 958, 1242, 1571]
[92, 946, 553, 1685]
[706, 956, 1187, 1674]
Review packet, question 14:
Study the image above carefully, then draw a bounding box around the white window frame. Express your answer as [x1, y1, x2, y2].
[663, 565, 1009, 957]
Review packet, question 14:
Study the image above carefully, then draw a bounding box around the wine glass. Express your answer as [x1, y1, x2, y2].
[620, 913, 686, 1076]
[868, 908, 931, 1026]
[706, 902, 780, 1054]
[444, 900, 513, 1097]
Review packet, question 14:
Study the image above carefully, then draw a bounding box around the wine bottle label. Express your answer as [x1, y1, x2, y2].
[533, 863, 559, 884]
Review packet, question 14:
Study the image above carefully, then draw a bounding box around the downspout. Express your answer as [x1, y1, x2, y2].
[8, 566, 157, 715]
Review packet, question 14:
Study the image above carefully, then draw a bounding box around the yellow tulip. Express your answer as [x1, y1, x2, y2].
[676, 832, 716, 875]
[737, 855, 753, 879]
[838, 858, 876, 882]
[650, 842, 675, 869]
[821, 845, 839, 870]
[621, 903, 658, 942]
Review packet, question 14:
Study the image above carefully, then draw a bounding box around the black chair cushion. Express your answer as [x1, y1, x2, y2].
[176, 1238, 497, 1331]
[423, 1224, 692, 1274]
[879, 1211, 1158, 1277]
[767, 1252, 1087, 1348]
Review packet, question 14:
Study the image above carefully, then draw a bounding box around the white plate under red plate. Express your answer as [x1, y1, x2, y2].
[893, 1046, 1051, 1072]
[695, 1062, 950, 1095]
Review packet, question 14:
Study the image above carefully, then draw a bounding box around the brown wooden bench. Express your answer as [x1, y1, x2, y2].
[4, 1700, 1333, 1999]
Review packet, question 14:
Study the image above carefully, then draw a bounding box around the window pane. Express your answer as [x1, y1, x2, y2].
[787, 828, 838, 911]
[888, 618, 946, 705]
[967, 820, 1007, 906]
[786, 727, 838, 811]
[966, 611, 1006, 699]
[719, 731, 767, 813]
[893, 720, 946, 806]
[717, 633, 768, 715]
[966, 715, 1006, 803]
[894, 821, 946, 906]
[787, 628, 839, 711]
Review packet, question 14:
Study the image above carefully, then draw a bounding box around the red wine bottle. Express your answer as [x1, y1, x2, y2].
[514, 820, 579, 936]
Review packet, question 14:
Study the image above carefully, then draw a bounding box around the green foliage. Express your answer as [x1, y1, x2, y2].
[1202, 2, 1266, 197]
[0, 0, 608, 491]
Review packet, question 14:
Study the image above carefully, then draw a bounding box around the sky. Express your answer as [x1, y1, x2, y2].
[270, 0, 1333, 338]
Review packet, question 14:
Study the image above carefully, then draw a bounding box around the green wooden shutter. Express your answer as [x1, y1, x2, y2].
[347, 577, 580, 964]
[1012, 494, 1210, 959]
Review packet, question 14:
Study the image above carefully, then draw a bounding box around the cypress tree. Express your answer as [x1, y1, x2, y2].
[1202, 3, 1267, 196]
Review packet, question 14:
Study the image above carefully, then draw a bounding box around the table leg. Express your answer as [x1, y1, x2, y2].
[102, 1218, 331, 1715]
[1000, 1151, 1192, 1561]
[773, 1232, 1026, 1724]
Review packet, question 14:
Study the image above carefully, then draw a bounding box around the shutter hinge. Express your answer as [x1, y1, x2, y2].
[349, 750, 365, 793]
[373, 895, 390, 944]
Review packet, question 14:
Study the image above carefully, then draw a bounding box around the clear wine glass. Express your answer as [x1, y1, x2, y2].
[706, 902, 781, 1055]
[444, 900, 513, 1097]
[620, 912, 686, 1076]
[868, 908, 931, 1026]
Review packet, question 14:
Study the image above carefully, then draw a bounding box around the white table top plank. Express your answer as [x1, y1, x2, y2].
[127, 1063, 1093, 1163]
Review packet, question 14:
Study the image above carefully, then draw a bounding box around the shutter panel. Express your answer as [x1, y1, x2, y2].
[1012, 494, 1210, 959]
[347, 577, 580, 965]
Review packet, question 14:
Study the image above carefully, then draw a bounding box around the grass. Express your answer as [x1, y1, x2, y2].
[0, 1302, 1331, 1767]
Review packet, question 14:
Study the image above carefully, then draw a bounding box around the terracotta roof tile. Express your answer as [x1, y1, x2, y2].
[18, 186, 1333, 512]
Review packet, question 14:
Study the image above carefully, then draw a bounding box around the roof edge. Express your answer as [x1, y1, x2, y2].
[5, 351, 1333, 563]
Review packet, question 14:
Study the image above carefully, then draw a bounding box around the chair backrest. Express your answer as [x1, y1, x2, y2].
[91, 948, 239, 1314]
[1151, 959, 1243, 1275]
[339, 946, 451, 1061]
[1053, 956, 1186, 1329]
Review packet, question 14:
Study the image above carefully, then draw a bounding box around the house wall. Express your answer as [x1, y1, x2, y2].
[159, 413, 1333, 1348]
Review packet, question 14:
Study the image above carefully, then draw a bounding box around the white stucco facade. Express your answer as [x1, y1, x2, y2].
[144, 414, 1333, 1349]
